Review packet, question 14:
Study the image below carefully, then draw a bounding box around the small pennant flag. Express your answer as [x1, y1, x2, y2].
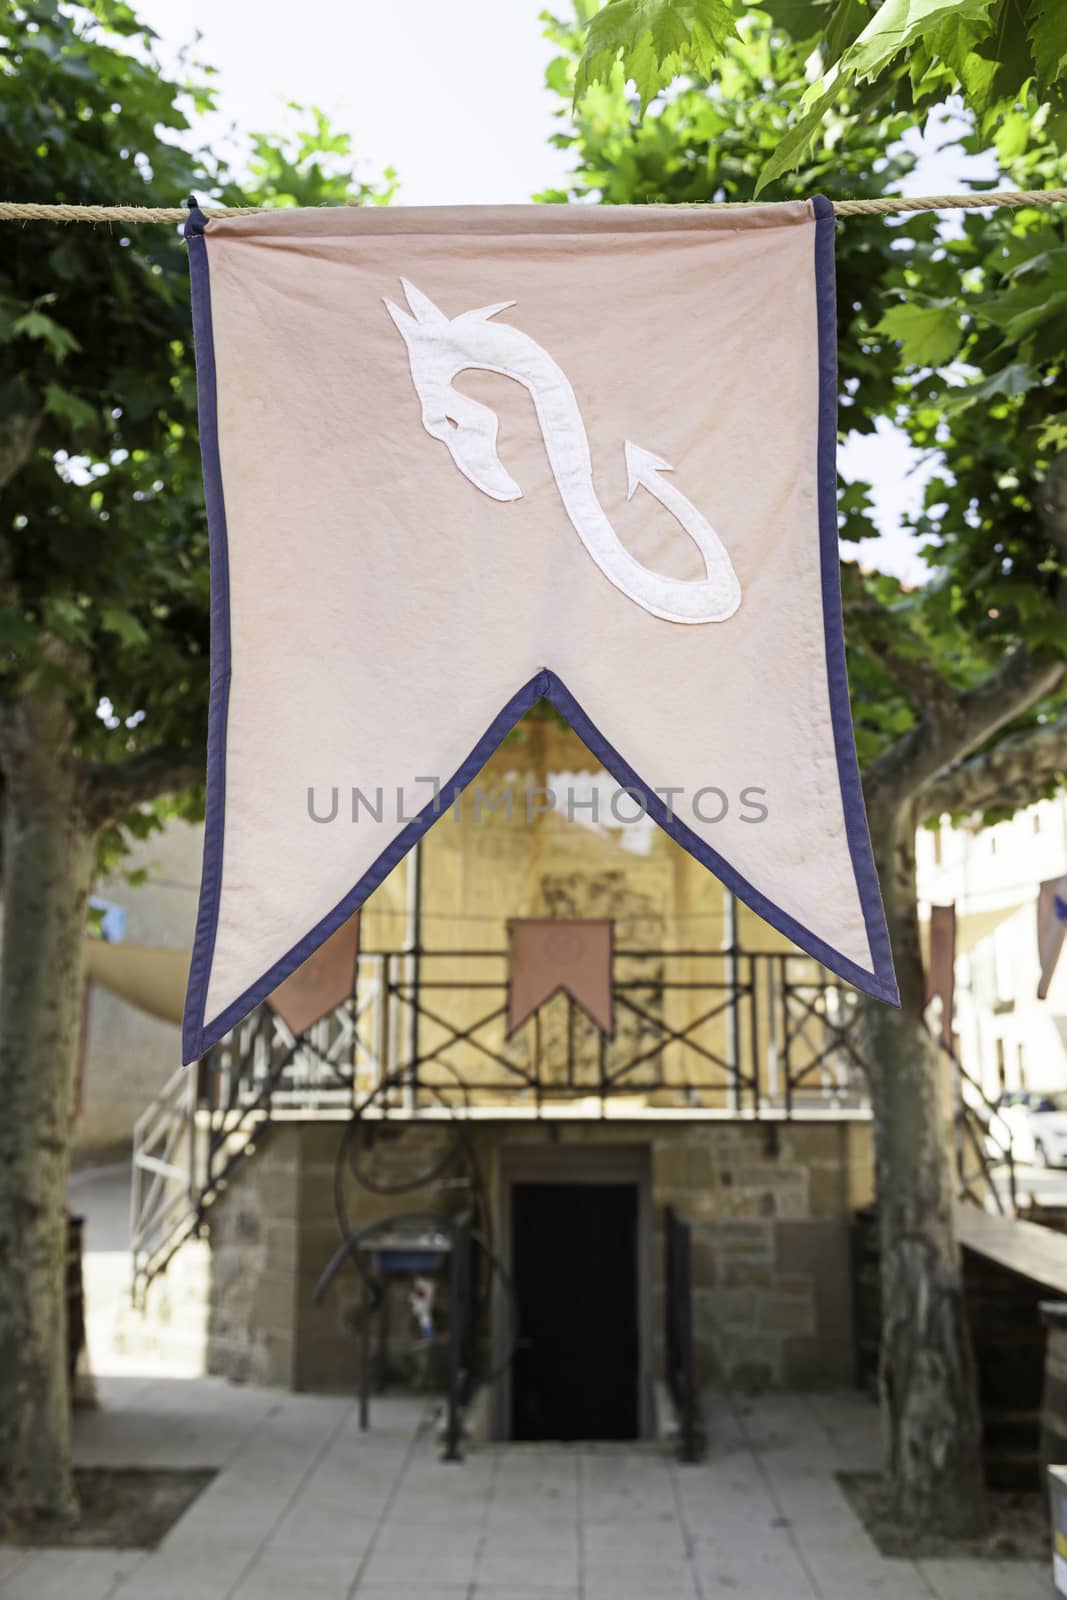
[508, 920, 614, 1039]
[1038, 876, 1067, 1001]
[266, 912, 361, 1037]
[180, 199, 898, 1061]
[924, 903, 957, 1050]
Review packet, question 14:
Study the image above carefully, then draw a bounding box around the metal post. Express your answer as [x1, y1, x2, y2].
[359, 1265, 372, 1431]
[378, 1276, 391, 1391]
[404, 838, 423, 1110]
[444, 1216, 470, 1461]
[375, 952, 391, 1096]
[723, 891, 743, 1112]
[748, 955, 761, 1110]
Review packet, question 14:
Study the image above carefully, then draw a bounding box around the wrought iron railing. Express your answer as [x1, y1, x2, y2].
[198, 947, 870, 1117]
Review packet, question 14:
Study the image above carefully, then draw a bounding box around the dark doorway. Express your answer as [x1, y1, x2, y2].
[511, 1181, 639, 1440]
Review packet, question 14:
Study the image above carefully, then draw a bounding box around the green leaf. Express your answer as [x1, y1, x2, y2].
[12, 307, 81, 362]
[1036, 413, 1067, 452]
[756, 0, 995, 188]
[1028, 0, 1067, 93]
[0, 607, 35, 648]
[757, 0, 831, 40]
[100, 608, 150, 647]
[980, 287, 1067, 346]
[846, 0, 995, 86]
[994, 108, 1031, 162]
[874, 301, 963, 366]
[575, 0, 739, 106]
[44, 380, 96, 429]
[754, 79, 840, 193]
[629, 30, 665, 109]
[944, 362, 1039, 413]
[823, 0, 874, 58]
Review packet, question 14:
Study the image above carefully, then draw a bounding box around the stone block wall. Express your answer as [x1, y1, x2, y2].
[204, 1121, 464, 1391]
[649, 1120, 874, 1389]
[204, 1124, 302, 1387]
[201, 1115, 874, 1397]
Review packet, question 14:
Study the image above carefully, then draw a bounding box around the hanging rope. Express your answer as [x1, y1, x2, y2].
[0, 188, 1065, 223]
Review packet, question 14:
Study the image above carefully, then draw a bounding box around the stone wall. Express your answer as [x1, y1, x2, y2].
[204, 1124, 302, 1387]
[649, 1120, 874, 1388]
[200, 1115, 873, 1398]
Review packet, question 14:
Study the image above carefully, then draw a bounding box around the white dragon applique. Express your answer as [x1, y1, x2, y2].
[384, 278, 741, 625]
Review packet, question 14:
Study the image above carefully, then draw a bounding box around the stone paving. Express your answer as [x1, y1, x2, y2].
[0, 1377, 1055, 1600]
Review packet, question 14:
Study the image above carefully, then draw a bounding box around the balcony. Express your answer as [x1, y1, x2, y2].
[198, 945, 871, 1121]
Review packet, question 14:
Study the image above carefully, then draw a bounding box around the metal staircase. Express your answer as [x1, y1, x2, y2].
[131, 964, 384, 1305]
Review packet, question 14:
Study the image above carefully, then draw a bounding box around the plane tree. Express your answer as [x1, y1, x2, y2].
[543, 2, 1067, 1533]
[0, 0, 393, 1524]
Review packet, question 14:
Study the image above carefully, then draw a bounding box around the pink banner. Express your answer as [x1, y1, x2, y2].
[925, 903, 956, 1050]
[267, 912, 360, 1036]
[508, 920, 614, 1039]
[1038, 876, 1067, 1001]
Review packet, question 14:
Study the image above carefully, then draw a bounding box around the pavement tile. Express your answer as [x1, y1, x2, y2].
[484, 1505, 579, 1534]
[583, 1576, 698, 1600]
[264, 1506, 382, 1557]
[917, 1558, 1053, 1599]
[358, 1524, 480, 1589]
[1025, 1560, 1056, 1592]
[106, 1581, 228, 1600]
[0, 1549, 144, 1600]
[814, 1580, 937, 1600]
[110, 1546, 247, 1599]
[582, 1545, 696, 1595]
[693, 1536, 819, 1599]
[470, 1591, 581, 1600]
[230, 1547, 362, 1598]
[52, 1350, 1057, 1600]
[382, 1490, 489, 1529]
[353, 1590, 470, 1599]
[476, 1529, 580, 1589]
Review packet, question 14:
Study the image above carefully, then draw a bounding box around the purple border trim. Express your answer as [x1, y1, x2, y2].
[181, 198, 897, 1062]
[811, 194, 897, 1003]
[182, 207, 235, 1063]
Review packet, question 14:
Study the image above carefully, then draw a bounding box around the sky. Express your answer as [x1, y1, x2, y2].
[136, 0, 999, 584]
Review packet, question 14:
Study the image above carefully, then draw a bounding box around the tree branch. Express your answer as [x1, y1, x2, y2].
[84, 745, 204, 830]
[865, 450, 1067, 817]
[863, 633, 959, 720]
[919, 704, 1067, 821]
[844, 568, 961, 721]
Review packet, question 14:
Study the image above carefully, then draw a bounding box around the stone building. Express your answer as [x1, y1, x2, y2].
[112, 715, 875, 1436]
[916, 794, 1067, 1102]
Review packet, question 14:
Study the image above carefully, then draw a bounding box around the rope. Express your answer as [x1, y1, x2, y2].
[832, 187, 1067, 216]
[0, 189, 1065, 223]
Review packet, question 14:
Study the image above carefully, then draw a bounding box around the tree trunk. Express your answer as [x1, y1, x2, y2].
[0, 684, 95, 1523]
[860, 793, 985, 1535]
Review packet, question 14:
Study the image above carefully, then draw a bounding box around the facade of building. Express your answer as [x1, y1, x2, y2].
[96, 716, 879, 1433]
[917, 794, 1067, 1103]
[77, 818, 202, 1160]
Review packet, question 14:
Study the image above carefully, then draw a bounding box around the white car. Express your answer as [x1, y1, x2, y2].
[994, 1090, 1067, 1168]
